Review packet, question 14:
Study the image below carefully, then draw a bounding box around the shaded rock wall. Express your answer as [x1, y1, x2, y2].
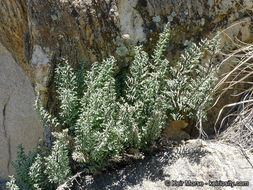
[0, 43, 43, 179]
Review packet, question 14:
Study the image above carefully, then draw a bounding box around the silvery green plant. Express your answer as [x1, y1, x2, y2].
[6, 176, 20, 190]
[73, 57, 125, 168]
[44, 129, 71, 185]
[165, 34, 220, 123]
[10, 20, 221, 190]
[32, 21, 220, 178]
[55, 59, 79, 128]
[11, 145, 39, 190]
[29, 154, 46, 190]
[121, 23, 171, 149]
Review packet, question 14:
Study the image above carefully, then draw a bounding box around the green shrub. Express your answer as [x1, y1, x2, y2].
[36, 22, 220, 167]
[11, 145, 40, 190]
[29, 154, 46, 190]
[165, 35, 220, 122]
[25, 21, 221, 188]
[55, 59, 80, 128]
[121, 24, 171, 149]
[44, 129, 71, 185]
[6, 176, 19, 190]
[73, 57, 125, 169]
[9, 141, 64, 190]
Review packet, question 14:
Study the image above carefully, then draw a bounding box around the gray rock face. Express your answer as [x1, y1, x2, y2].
[0, 43, 43, 179]
[77, 140, 253, 190]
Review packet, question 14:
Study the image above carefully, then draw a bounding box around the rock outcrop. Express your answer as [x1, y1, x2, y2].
[0, 43, 43, 179]
[0, 0, 252, 101]
[73, 139, 253, 190]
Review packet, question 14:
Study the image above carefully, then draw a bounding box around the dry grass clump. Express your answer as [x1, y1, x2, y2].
[217, 92, 253, 151]
[214, 37, 253, 152]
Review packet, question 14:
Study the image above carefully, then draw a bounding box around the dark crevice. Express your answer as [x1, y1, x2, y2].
[2, 95, 11, 172]
[2, 95, 10, 138]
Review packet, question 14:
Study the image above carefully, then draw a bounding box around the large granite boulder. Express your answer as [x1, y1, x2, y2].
[0, 43, 43, 179]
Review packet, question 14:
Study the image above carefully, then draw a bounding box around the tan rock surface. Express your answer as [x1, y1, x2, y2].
[0, 43, 43, 179]
[78, 139, 253, 190]
[162, 120, 190, 142]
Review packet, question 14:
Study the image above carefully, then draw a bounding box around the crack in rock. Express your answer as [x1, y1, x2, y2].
[2, 95, 11, 172]
[2, 95, 10, 138]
